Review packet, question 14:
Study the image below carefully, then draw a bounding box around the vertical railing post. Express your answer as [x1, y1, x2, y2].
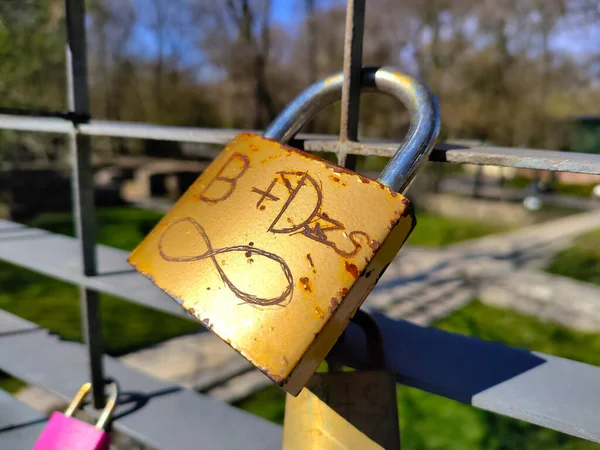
[338, 0, 365, 170]
[65, 0, 105, 408]
[338, 1, 402, 446]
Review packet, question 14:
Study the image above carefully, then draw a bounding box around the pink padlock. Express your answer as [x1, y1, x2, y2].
[33, 381, 118, 450]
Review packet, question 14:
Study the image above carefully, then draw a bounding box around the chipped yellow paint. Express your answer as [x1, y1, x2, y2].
[128, 133, 415, 395]
[282, 371, 400, 449]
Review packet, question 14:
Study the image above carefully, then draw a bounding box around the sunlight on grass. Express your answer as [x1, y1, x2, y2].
[407, 212, 509, 247]
[546, 228, 600, 286]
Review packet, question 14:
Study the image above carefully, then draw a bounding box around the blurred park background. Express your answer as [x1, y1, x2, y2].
[2, 1, 600, 449]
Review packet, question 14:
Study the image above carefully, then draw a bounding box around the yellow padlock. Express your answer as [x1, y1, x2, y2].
[128, 66, 439, 395]
[282, 310, 400, 450]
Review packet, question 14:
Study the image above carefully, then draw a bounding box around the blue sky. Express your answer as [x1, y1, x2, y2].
[270, 0, 598, 59]
[554, 21, 600, 58]
[124, 0, 333, 76]
[272, 0, 303, 28]
[122, 0, 598, 78]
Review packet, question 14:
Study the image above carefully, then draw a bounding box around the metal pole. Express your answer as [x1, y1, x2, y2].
[65, 0, 105, 408]
[338, 0, 365, 169]
[338, 1, 401, 447]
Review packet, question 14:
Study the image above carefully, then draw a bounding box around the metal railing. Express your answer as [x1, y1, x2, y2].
[2, 0, 600, 448]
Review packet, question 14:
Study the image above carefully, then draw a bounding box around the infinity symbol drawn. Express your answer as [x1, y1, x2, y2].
[158, 217, 294, 307]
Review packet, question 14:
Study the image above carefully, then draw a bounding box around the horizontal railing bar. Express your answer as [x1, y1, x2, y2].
[0, 219, 192, 320]
[303, 139, 600, 175]
[0, 309, 41, 336]
[0, 107, 89, 123]
[80, 120, 250, 144]
[0, 310, 282, 449]
[0, 388, 48, 449]
[333, 313, 600, 444]
[431, 143, 600, 175]
[2, 114, 600, 175]
[0, 114, 73, 134]
[0, 115, 329, 144]
[5, 300, 600, 445]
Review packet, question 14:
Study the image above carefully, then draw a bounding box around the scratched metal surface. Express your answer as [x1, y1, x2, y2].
[128, 133, 415, 395]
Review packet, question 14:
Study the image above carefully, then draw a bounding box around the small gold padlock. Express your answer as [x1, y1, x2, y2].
[283, 310, 400, 449]
[128, 67, 439, 395]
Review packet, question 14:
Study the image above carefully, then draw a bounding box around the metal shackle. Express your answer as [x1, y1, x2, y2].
[263, 66, 441, 193]
[326, 309, 386, 373]
[65, 381, 119, 429]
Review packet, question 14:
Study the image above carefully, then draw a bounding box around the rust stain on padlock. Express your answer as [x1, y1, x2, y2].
[128, 133, 415, 395]
[299, 277, 312, 292]
[345, 261, 359, 279]
[328, 297, 340, 314]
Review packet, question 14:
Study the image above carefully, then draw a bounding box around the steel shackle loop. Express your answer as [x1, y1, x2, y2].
[64, 380, 119, 429]
[263, 66, 441, 193]
[325, 309, 386, 372]
[350, 309, 386, 370]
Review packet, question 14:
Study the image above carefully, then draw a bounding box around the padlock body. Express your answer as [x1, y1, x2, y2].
[283, 371, 400, 449]
[128, 133, 415, 395]
[33, 412, 109, 450]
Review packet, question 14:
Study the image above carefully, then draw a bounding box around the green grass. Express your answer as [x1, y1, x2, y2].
[555, 184, 596, 198]
[437, 301, 600, 367]
[28, 207, 162, 252]
[546, 228, 600, 285]
[406, 212, 509, 247]
[509, 176, 536, 190]
[235, 301, 600, 449]
[0, 207, 203, 392]
[408, 205, 583, 248]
